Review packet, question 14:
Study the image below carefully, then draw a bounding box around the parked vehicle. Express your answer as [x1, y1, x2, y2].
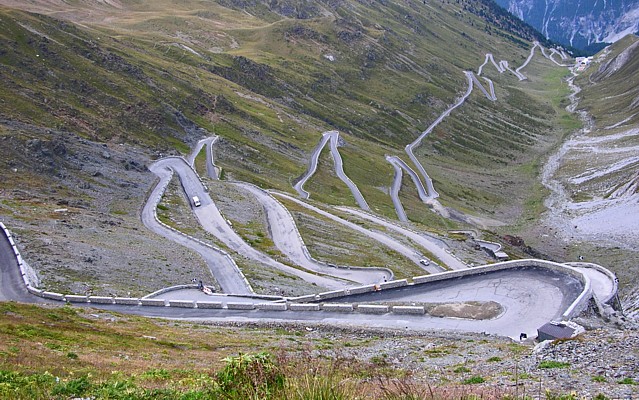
[192, 196, 201, 207]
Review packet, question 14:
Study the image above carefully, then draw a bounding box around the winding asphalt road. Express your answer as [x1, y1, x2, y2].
[237, 183, 389, 284]
[272, 192, 439, 274]
[396, 42, 564, 216]
[146, 159, 253, 294]
[336, 207, 467, 271]
[0, 229, 38, 303]
[387, 158, 408, 222]
[404, 71, 474, 202]
[151, 157, 349, 290]
[386, 155, 431, 222]
[0, 41, 608, 341]
[0, 234, 589, 339]
[294, 131, 370, 210]
[189, 136, 220, 179]
[478, 53, 505, 75]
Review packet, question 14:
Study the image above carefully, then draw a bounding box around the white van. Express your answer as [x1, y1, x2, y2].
[192, 196, 201, 207]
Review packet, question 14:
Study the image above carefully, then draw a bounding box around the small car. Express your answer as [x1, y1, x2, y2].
[419, 259, 430, 266]
[192, 196, 201, 207]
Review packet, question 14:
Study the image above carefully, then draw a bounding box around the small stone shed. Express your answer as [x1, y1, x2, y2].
[537, 321, 576, 342]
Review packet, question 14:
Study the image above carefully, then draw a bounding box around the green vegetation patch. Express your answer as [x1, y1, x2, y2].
[538, 360, 571, 369]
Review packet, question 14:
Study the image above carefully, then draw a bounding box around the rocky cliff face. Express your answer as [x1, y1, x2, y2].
[495, 0, 639, 51]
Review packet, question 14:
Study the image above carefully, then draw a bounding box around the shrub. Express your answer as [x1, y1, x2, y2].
[462, 376, 485, 385]
[453, 366, 471, 373]
[52, 375, 92, 397]
[538, 360, 570, 369]
[591, 375, 606, 383]
[617, 377, 637, 385]
[215, 352, 284, 399]
[486, 356, 501, 362]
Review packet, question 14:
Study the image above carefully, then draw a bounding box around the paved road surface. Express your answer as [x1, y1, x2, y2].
[156, 157, 350, 290]
[63, 267, 583, 340]
[273, 192, 439, 274]
[188, 136, 220, 179]
[0, 229, 39, 303]
[336, 207, 467, 271]
[0, 224, 596, 340]
[477, 53, 505, 75]
[0, 41, 601, 341]
[386, 155, 434, 222]
[405, 71, 474, 201]
[146, 159, 253, 294]
[326, 267, 584, 339]
[294, 131, 370, 210]
[387, 157, 408, 222]
[238, 183, 388, 284]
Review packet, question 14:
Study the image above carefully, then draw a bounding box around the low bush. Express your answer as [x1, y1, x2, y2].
[538, 360, 571, 369]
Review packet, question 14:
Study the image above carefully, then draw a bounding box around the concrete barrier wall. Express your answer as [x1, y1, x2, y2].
[0, 222, 40, 288]
[322, 303, 354, 312]
[564, 262, 618, 304]
[288, 294, 316, 303]
[318, 290, 347, 300]
[392, 306, 425, 315]
[114, 297, 140, 306]
[142, 284, 199, 299]
[140, 299, 167, 307]
[346, 285, 376, 295]
[0, 218, 596, 326]
[27, 286, 43, 296]
[256, 303, 287, 311]
[196, 301, 223, 309]
[379, 279, 408, 290]
[89, 296, 115, 304]
[64, 295, 89, 303]
[409, 258, 592, 320]
[357, 304, 389, 314]
[289, 303, 320, 311]
[168, 300, 196, 308]
[14, 258, 592, 324]
[227, 302, 255, 310]
[41, 292, 65, 301]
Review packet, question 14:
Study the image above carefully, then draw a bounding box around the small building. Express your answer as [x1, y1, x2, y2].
[537, 321, 576, 342]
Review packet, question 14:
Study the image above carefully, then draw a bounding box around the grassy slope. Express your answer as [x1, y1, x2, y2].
[576, 35, 639, 130]
[0, 0, 578, 293]
[0, 1, 572, 219]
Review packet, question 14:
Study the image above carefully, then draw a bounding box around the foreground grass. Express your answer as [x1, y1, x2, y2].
[1, 302, 612, 400]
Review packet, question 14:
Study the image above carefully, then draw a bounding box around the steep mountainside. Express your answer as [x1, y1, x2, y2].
[496, 0, 639, 51]
[519, 35, 639, 315]
[0, 0, 579, 296]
